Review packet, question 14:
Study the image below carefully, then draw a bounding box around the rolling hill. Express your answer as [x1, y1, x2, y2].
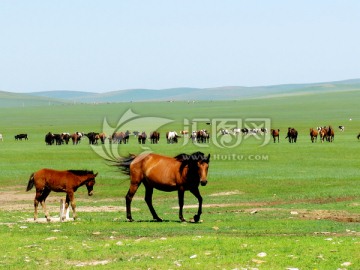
[1, 78, 360, 107]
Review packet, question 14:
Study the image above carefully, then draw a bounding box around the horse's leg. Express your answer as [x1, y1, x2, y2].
[33, 190, 42, 220]
[178, 189, 186, 222]
[125, 183, 140, 222]
[39, 188, 51, 221]
[144, 185, 162, 222]
[190, 188, 203, 222]
[67, 192, 77, 220]
[62, 194, 70, 221]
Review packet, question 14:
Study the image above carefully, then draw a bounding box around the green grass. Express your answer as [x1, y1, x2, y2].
[0, 91, 360, 269]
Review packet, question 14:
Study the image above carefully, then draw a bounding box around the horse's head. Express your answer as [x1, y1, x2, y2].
[86, 172, 98, 196]
[175, 152, 211, 186]
[198, 154, 210, 186]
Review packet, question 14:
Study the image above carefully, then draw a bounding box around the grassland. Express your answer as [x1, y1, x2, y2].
[0, 90, 359, 269]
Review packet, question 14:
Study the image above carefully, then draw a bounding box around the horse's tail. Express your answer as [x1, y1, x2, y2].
[113, 154, 137, 176]
[26, 173, 35, 191]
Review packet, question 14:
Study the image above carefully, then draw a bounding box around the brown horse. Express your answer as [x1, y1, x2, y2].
[319, 127, 327, 142]
[327, 126, 334, 142]
[271, 129, 280, 143]
[309, 128, 318, 143]
[114, 151, 210, 222]
[149, 131, 160, 144]
[285, 127, 298, 143]
[26, 169, 97, 221]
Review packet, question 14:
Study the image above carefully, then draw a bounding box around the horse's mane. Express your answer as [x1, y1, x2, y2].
[68, 169, 94, 176]
[174, 152, 207, 177]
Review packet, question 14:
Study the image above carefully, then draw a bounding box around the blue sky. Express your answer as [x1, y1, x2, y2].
[1, 1, 359, 93]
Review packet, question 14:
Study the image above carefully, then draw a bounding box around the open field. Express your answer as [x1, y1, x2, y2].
[0, 91, 360, 269]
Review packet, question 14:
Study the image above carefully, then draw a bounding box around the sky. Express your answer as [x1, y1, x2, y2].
[1, 1, 359, 93]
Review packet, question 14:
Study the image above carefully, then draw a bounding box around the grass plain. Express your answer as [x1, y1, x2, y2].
[0, 90, 359, 269]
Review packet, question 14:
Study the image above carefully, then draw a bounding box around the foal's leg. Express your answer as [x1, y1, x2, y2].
[67, 192, 77, 220]
[178, 189, 186, 222]
[38, 188, 51, 221]
[190, 188, 203, 222]
[62, 194, 70, 221]
[33, 190, 42, 220]
[144, 185, 162, 222]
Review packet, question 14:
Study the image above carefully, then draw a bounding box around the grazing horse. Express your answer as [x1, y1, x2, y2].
[26, 169, 97, 221]
[150, 131, 160, 144]
[61, 133, 71, 144]
[111, 131, 130, 144]
[166, 131, 180, 143]
[15, 133, 28, 140]
[85, 132, 99, 144]
[357, 133, 360, 140]
[45, 132, 54, 145]
[70, 132, 81, 145]
[285, 127, 298, 143]
[112, 132, 124, 144]
[138, 132, 147, 144]
[53, 134, 63, 145]
[270, 129, 280, 143]
[309, 128, 318, 143]
[196, 130, 209, 143]
[319, 127, 327, 143]
[114, 151, 210, 222]
[327, 126, 334, 142]
[98, 132, 107, 144]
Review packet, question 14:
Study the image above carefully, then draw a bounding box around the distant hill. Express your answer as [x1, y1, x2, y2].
[1, 78, 360, 107]
[0, 91, 71, 108]
[29, 79, 360, 103]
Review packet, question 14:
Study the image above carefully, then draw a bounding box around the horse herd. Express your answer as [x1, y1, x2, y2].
[41, 130, 211, 145]
[270, 126, 338, 143]
[2, 125, 359, 145]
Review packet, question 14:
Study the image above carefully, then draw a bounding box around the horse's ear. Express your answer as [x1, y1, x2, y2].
[94, 172, 98, 177]
[206, 154, 210, 163]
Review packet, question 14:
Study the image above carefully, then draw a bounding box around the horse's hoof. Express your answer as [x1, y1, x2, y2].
[155, 217, 163, 222]
[126, 218, 134, 222]
[193, 215, 200, 222]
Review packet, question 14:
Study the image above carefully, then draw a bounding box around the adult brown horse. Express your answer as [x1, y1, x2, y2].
[285, 127, 298, 143]
[270, 129, 280, 143]
[309, 128, 318, 143]
[26, 169, 97, 221]
[149, 131, 160, 144]
[114, 151, 210, 222]
[327, 126, 335, 142]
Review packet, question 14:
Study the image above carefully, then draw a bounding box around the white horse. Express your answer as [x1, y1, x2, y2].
[0, 134, 3, 141]
[232, 128, 241, 134]
[166, 131, 179, 143]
